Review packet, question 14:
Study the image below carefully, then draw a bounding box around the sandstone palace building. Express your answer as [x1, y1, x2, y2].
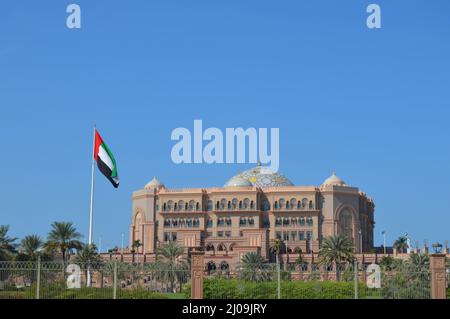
[129, 165, 375, 270]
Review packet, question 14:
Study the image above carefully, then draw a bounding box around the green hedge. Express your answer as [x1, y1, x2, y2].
[0, 283, 169, 299]
[183, 278, 372, 299]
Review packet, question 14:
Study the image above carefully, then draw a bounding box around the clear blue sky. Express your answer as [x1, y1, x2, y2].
[1, 1, 449, 251]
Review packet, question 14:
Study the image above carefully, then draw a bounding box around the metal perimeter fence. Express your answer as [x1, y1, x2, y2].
[0, 261, 190, 299]
[0, 261, 438, 299]
[200, 263, 432, 299]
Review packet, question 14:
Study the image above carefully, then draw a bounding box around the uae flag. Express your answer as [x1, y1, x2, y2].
[94, 129, 120, 188]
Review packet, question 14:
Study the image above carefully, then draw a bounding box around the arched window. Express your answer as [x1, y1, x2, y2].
[297, 201, 301, 209]
[189, 200, 195, 211]
[207, 261, 217, 273]
[207, 200, 213, 211]
[286, 201, 290, 209]
[275, 218, 282, 226]
[174, 203, 178, 210]
[250, 200, 254, 209]
[232, 198, 238, 209]
[279, 198, 286, 209]
[178, 201, 184, 211]
[220, 261, 230, 272]
[243, 198, 250, 209]
[239, 201, 243, 209]
[339, 209, 354, 242]
[290, 198, 297, 209]
[220, 199, 227, 210]
[228, 201, 231, 210]
[163, 203, 167, 211]
[164, 218, 170, 227]
[216, 201, 220, 209]
[218, 243, 227, 252]
[309, 201, 313, 209]
[302, 198, 308, 209]
[185, 203, 189, 210]
[196, 202, 200, 211]
[274, 201, 279, 209]
[167, 200, 174, 211]
[206, 244, 215, 252]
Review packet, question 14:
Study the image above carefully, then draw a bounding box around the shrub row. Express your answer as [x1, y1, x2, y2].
[183, 278, 375, 299]
[0, 283, 169, 299]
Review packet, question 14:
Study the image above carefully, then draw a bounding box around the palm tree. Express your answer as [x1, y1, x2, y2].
[155, 242, 188, 292]
[0, 225, 17, 261]
[108, 246, 119, 261]
[408, 253, 429, 272]
[132, 240, 142, 263]
[45, 222, 83, 263]
[379, 256, 395, 271]
[237, 252, 272, 282]
[393, 236, 409, 254]
[269, 239, 284, 271]
[318, 235, 355, 281]
[74, 244, 104, 286]
[19, 235, 44, 261]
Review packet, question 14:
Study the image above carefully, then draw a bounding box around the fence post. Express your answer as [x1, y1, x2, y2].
[113, 260, 118, 300]
[190, 250, 204, 299]
[36, 256, 41, 300]
[354, 260, 358, 299]
[430, 254, 446, 299]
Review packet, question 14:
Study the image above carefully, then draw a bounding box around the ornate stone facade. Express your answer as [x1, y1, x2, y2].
[129, 166, 375, 270]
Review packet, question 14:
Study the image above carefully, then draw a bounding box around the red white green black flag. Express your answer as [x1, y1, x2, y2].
[94, 129, 119, 188]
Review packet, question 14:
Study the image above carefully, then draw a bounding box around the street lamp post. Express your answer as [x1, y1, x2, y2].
[382, 231, 386, 255]
[285, 236, 289, 271]
[121, 233, 124, 255]
[358, 229, 363, 254]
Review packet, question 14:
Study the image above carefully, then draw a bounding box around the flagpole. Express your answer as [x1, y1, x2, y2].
[87, 125, 96, 287]
[89, 125, 96, 246]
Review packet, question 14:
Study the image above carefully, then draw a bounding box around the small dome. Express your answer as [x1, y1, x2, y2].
[224, 164, 294, 188]
[224, 176, 254, 187]
[322, 172, 347, 186]
[144, 177, 165, 190]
